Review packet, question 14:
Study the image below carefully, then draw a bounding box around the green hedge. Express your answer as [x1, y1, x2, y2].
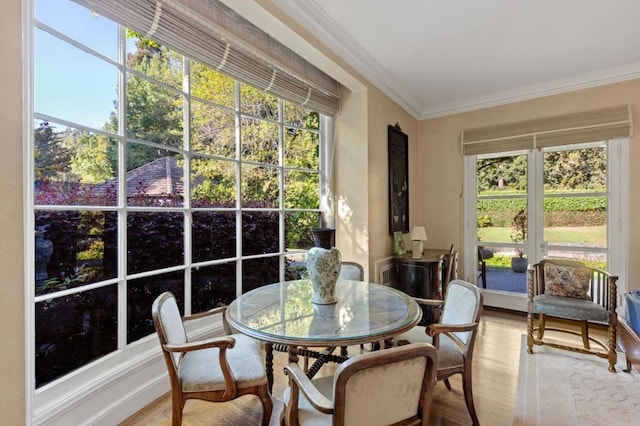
[477, 196, 606, 227]
[477, 196, 605, 212]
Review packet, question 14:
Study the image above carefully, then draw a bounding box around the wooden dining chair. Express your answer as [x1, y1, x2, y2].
[394, 279, 483, 426]
[282, 342, 439, 426]
[152, 292, 273, 426]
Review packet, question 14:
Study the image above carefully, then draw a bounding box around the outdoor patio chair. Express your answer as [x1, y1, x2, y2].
[282, 342, 438, 426]
[527, 258, 618, 372]
[477, 247, 487, 289]
[152, 292, 273, 426]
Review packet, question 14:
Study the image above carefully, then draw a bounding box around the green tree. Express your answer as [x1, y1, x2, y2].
[34, 121, 72, 181]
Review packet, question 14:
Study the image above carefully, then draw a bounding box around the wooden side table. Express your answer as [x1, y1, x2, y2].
[393, 249, 449, 325]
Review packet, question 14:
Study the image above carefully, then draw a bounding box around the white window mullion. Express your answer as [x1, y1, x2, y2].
[183, 58, 192, 315]
[278, 99, 286, 281]
[234, 81, 243, 296]
[117, 24, 128, 351]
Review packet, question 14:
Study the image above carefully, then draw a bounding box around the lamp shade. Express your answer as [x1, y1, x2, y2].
[410, 226, 428, 241]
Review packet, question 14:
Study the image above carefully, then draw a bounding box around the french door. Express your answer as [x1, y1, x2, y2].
[464, 139, 627, 311]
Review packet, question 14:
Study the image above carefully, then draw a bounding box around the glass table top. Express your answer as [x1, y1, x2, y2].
[226, 279, 422, 346]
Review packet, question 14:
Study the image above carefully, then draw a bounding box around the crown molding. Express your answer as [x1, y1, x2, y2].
[275, 0, 423, 118]
[419, 61, 640, 119]
[268, 1, 640, 122]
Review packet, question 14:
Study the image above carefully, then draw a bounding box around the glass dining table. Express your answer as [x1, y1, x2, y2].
[226, 279, 422, 390]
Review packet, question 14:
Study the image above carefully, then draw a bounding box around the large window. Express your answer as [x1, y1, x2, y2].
[32, 0, 324, 388]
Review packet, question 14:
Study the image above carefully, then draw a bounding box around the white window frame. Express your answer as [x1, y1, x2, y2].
[25, 1, 331, 422]
[463, 139, 629, 311]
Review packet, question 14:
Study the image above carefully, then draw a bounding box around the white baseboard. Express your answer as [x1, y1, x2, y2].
[33, 322, 224, 425]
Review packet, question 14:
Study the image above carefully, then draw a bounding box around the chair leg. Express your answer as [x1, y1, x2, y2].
[443, 378, 452, 390]
[608, 321, 617, 373]
[581, 320, 590, 349]
[527, 311, 534, 354]
[258, 385, 273, 426]
[462, 368, 480, 426]
[172, 392, 184, 426]
[536, 313, 546, 339]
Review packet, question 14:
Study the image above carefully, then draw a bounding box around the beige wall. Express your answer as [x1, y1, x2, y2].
[417, 79, 640, 288]
[366, 87, 419, 273]
[0, 0, 26, 422]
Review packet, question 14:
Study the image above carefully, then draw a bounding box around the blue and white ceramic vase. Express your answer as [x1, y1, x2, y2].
[306, 247, 341, 304]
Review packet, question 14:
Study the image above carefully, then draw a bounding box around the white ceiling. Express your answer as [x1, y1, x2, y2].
[276, 0, 640, 119]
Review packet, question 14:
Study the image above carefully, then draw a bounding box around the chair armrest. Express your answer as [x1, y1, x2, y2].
[183, 306, 228, 321]
[164, 335, 236, 353]
[413, 297, 444, 307]
[284, 362, 334, 414]
[425, 322, 478, 337]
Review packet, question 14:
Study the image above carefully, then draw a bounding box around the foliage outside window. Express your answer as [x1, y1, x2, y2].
[33, 0, 324, 387]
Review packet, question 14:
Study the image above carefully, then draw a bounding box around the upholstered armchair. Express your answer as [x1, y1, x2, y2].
[152, 292, 273, 426]
[527, 258, 618, 372]
[393, 279, 483, 426]
[282, 342, 438, 426]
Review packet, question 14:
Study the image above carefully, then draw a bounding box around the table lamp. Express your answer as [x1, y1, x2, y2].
[410, 226, 428, 259]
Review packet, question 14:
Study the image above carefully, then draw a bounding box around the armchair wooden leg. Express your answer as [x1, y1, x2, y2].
[536, 313, 546, 339]
[258, 385, 273, 426]
[443, 378, 452, 390]
[527, 311, 534, 354]
[462, 369, 479, 426]
[608, 320, 618, 373]
[581, 321, 591, 349]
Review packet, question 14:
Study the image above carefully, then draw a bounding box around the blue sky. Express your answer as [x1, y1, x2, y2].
[35, 0, 134, 130]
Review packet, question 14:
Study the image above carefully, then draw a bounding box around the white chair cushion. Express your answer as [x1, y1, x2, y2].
[395, 327, 463, 369]
[179, 333, 266, 392]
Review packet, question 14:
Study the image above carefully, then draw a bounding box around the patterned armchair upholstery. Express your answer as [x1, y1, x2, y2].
[527, 258, 618, 372]
[282, 342, 438, 426]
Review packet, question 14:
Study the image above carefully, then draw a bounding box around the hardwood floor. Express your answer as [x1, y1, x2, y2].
[120, 308, 526, 426]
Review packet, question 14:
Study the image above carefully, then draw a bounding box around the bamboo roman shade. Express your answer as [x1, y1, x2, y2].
[71, 0, 342, 117]
[461, 105, 632, 155]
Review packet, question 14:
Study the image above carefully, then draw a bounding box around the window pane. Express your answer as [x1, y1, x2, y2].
[127, 271, 184, 343]
[126, 36, 183, 90]
[241, 164, 279, 207]
[127, 212, 184, 274]
[35, 0, 118, 60]
[543, 196, 606, 248]
[35, 210, 117, 296]
[241, 118, 279, 164]
[126, 149, 184, 207]
[190, 62, 236, 109]
[242, 211, 279, 256]
[285, 211, 319, 250]
[35, 286, 117, 387]
[544, 146, 606, 192]
[192, 263, 237, 312]
[126, 72, 184, 148]
[284, 170, 319, 209]
[34, 121, 119, 206]
[192, 211, 236, 262]
[35, 29, 118, 131]
[191, 100, 236, 158]
[191, 157, 236, 207]
[284, 102, 319, 130]
[241, 84, 278, 120]
[242, 257, 279, 293]
[476, 155, 527, 194]
[284, 128, 319, 169]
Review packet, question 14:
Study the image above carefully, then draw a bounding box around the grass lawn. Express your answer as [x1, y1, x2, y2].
[478, 225, 605, 245]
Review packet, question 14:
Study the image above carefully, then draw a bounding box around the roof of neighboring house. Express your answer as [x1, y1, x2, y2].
[94, 156, 184, 198]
